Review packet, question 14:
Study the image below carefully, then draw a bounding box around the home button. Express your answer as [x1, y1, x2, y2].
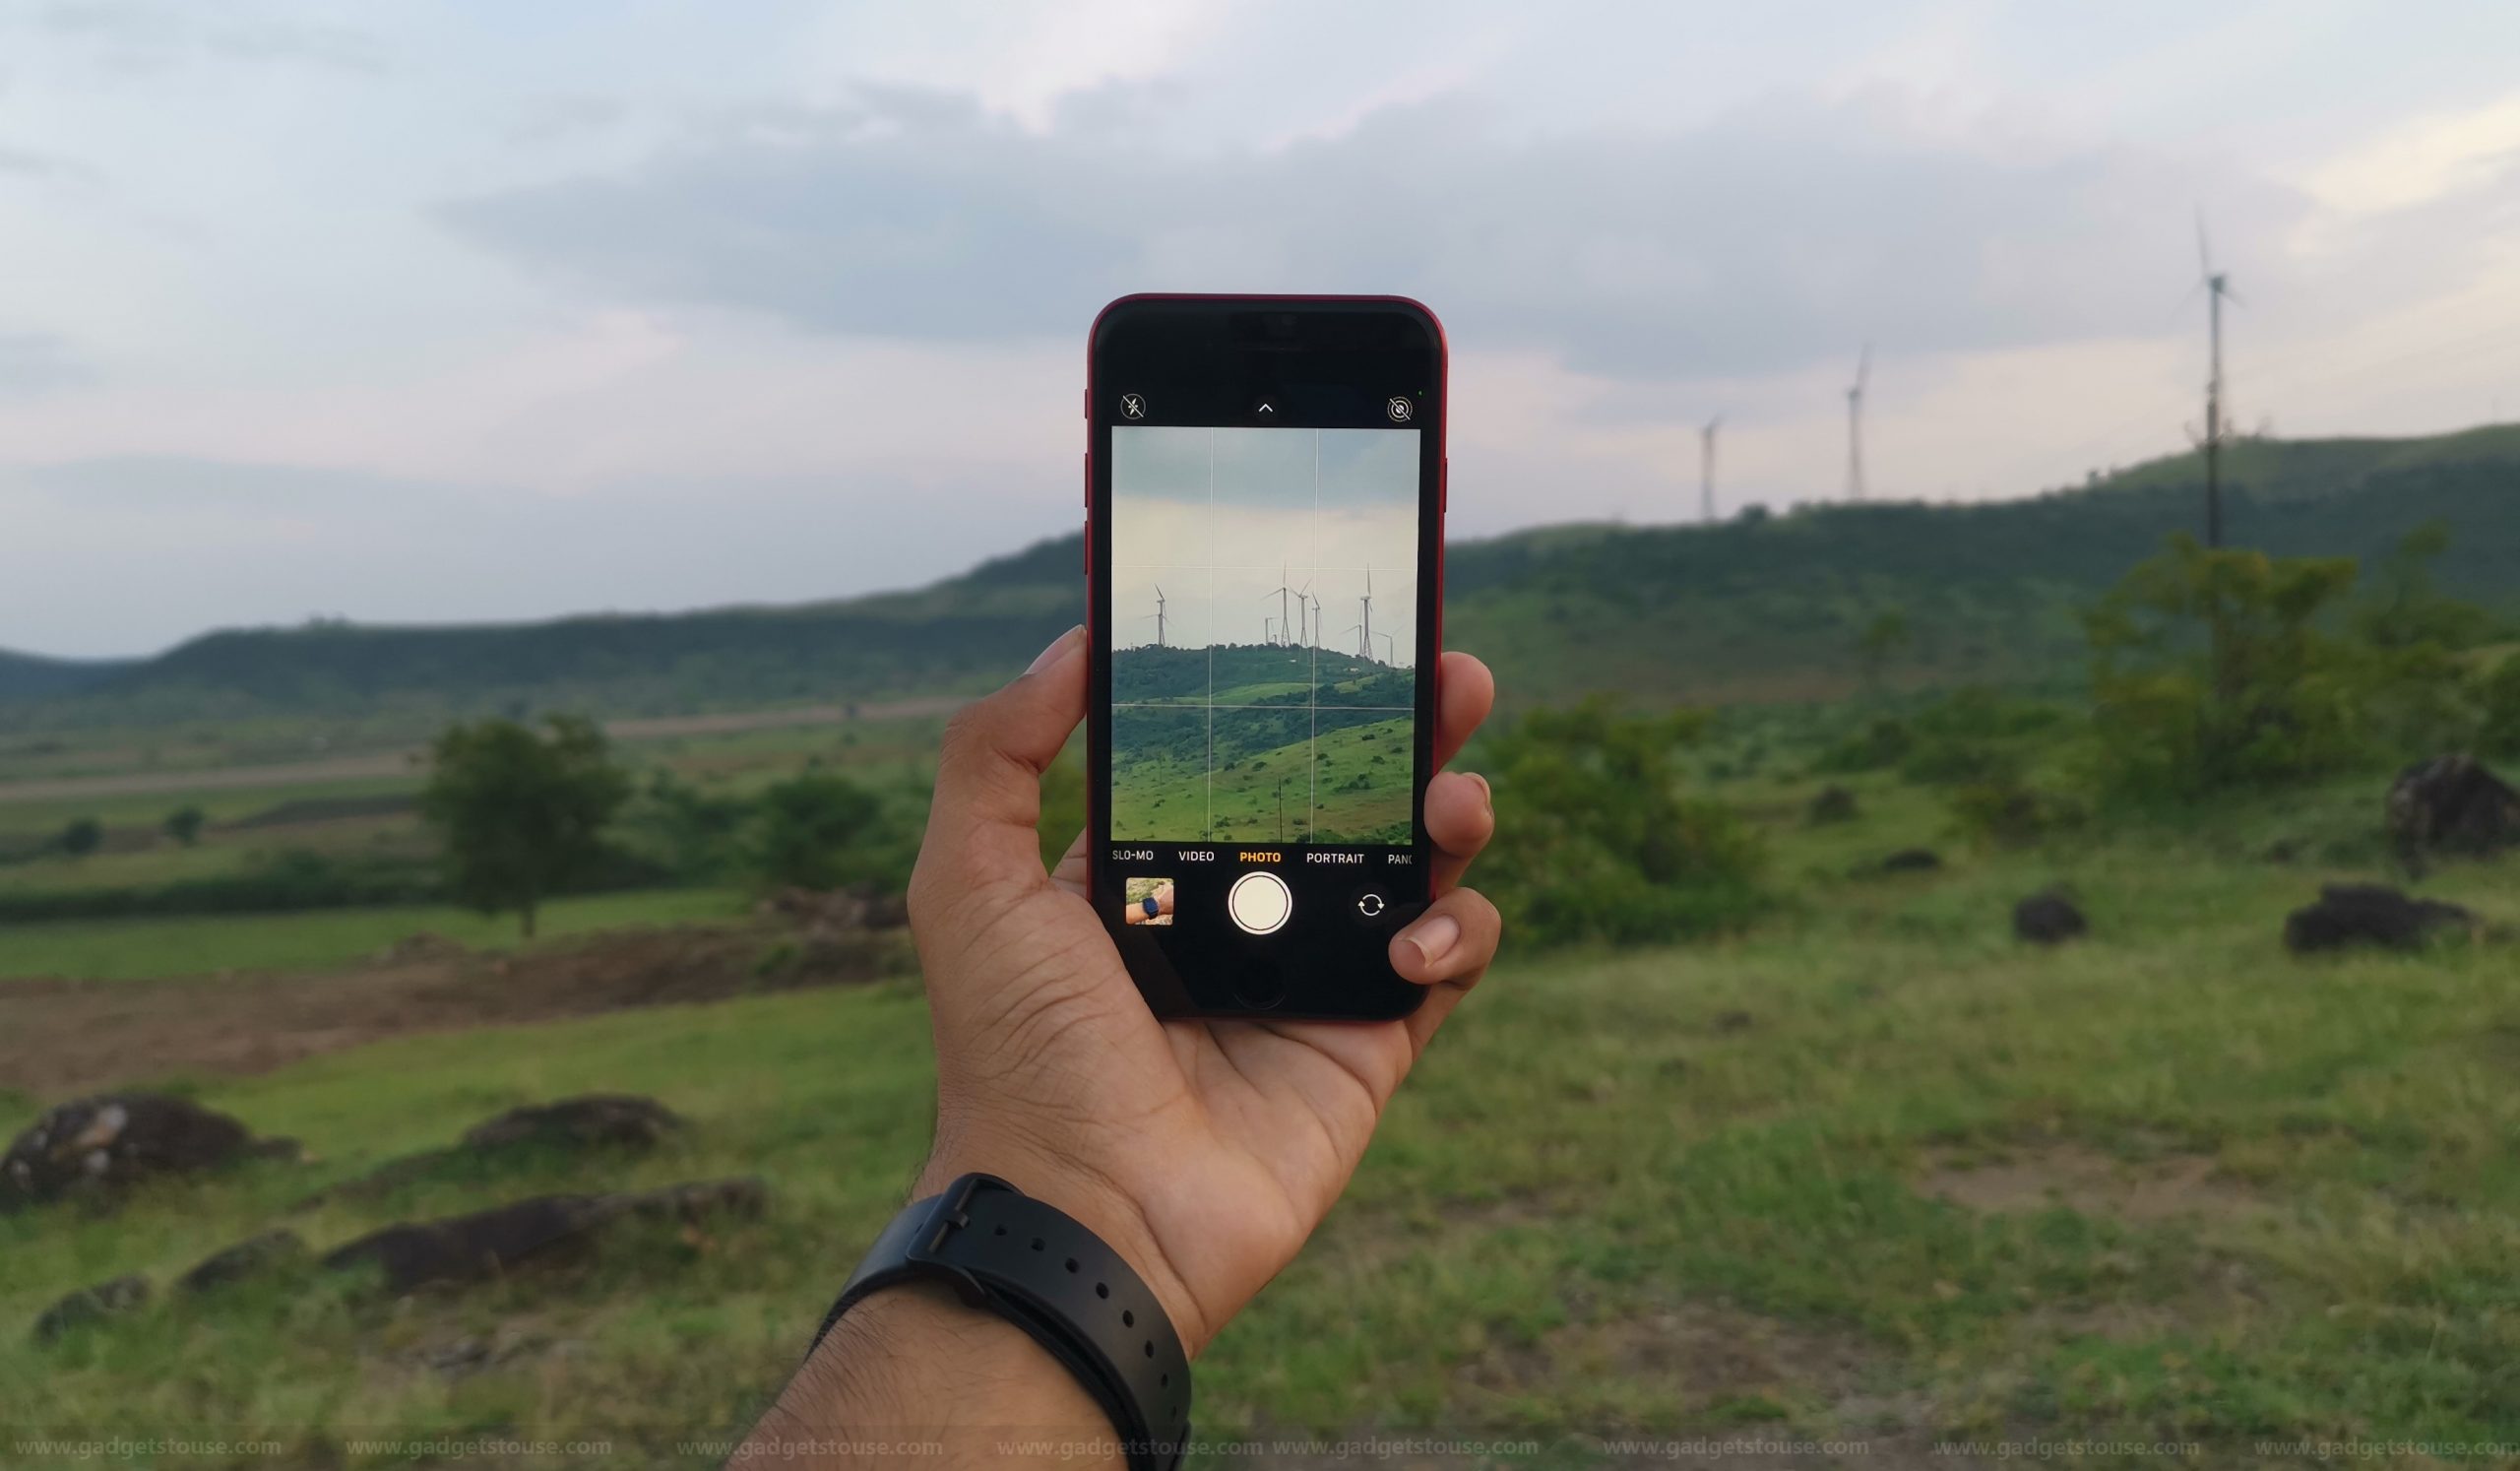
[1232, 958, 1287, 1011]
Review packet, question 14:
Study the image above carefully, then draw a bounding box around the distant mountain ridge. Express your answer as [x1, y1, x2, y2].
[0, 649, 137, 702]
[7, 428, 2517, 729]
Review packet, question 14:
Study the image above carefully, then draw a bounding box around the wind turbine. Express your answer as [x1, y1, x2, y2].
[1377, 631, 1396, 666]
[1308, 592, 1322, 651]
[1262, 566, 1301, 647]
[1699, 415, 1722, 523]
[1845, 344, 1870, 502]
[2195, 213, 2239, 548]
[1141, 584, 1167, 647]
[1354, 567, 1376, 659]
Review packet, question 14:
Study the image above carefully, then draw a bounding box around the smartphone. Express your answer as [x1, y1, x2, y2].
[1086, 295, 1446, 1020]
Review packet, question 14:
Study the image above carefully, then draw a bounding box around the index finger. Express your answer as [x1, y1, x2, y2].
[1433, 651, 1495, 770]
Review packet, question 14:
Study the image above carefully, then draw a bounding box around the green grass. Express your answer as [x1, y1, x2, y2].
[0, 776, 422, 838]
[4, 774, 2517, 1459]
[0, 888, 748, 982]
[1111, 717, 1413, 844]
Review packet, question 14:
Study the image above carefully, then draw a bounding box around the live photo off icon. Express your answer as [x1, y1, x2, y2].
[1386, 396, 1413, 422]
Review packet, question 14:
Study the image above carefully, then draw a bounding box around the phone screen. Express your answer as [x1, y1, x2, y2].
[1088, 298, 1442, 1018]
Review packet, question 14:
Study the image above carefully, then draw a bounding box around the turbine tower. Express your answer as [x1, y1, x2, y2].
[1308, 592, 1323, 652]
[1845, 344, 1870, 502]
[1262, 566, 1300, 647]
[1141, 584, 1167, 647]
[2196, 214, 2237, 548]
[1699, 415, 1722, 524]
[1354, 567, 1376, 659]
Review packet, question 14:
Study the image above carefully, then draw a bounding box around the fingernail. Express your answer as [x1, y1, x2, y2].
[1468, 772, 1493, 813]
[1027, 625, 1083, 675]
[1403, 914, 1462, 970]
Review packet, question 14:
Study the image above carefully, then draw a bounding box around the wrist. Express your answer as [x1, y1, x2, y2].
[749, 1280, 1122, 1468]
[914, 1135, 1215, 1356]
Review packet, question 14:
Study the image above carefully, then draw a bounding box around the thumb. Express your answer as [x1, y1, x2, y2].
[914, 625, 1086, 898]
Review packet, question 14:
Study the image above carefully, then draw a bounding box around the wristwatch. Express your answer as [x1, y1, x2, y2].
[811, 1173, 1191, 1470]
[1141, 894, 1162, 920]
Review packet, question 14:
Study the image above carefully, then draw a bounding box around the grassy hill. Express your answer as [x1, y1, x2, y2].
[0, 649, 134, 701]
[1109, 645, 1417, 844]
[8, 427, 2517, 729]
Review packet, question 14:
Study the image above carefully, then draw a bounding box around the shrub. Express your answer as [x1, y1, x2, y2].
[2084, 537, 2368, 799]
[1480, 701, 1766, 947]
[56, 817, 102, 859]
[2482, 654, 2520, 759]
[1948, 774, 2081, 848]
[749, 771, 886, 891]
[1814, 718, 1913, 775]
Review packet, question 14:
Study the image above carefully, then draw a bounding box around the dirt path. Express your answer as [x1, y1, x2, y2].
[0, 696, 967, 806]
[0, 922, 911, 1099]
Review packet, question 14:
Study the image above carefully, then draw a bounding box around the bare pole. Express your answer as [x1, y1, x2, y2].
[1846, 344, 1870, 501]
[2197, 214, 2236, 548]
[2205, 271, 2226, 549]
[1700, 415, 1721, 523]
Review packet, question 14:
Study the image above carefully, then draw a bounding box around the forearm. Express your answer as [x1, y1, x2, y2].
[736, 1282, 1124, 1469]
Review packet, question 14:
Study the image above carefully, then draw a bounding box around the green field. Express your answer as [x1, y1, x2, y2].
[1110, 644, 1417, 844]
[1109, 712, 1413, 844]
[0, 887, 747, 982]
[4, 772, 2516, 1457]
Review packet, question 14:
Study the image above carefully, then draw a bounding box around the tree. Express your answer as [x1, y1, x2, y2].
[2084, 536, 2364, 799]
[1855, 608, 1914, 691]
[57, 817, 102, 860]
[163, 806, 205, 847]
[750, 771, 882, 890]
[418, 715, 629, 937]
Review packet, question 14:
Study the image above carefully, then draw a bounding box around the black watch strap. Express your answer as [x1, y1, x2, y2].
[809, 1174, 1191, 1470]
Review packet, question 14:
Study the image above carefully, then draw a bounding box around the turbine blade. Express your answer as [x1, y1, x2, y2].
[1856, 342, 1871, 391]
[2195, 207, 2212, 279]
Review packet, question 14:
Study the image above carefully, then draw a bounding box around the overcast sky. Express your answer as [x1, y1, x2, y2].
[6, 1, 2520, 658]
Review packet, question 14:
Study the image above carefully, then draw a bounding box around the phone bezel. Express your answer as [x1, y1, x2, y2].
[1085, 294, 1447, 1021]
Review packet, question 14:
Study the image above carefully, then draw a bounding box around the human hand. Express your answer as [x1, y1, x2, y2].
[905, 626, 1500, 1353]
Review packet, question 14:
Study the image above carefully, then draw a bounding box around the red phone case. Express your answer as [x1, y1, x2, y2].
[1082, 295, 1448, 914]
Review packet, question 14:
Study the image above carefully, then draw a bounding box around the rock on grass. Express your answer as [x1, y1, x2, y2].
[177, 1229, 307, 1294]
[321, 1177, 768, 1292]
[32, 1274, 150, 1344]
[2284, 883, 2478, 954]
[457, 1095, 683, 1154]
[1, 1094, 296, 1217]
[2014, 890, 2088, 945]
[2389, 754, 2520, 866]
[296, 1094, 685, 1209]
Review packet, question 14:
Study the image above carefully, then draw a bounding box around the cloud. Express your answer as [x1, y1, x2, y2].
[442, 85, 2326, 381]
[36, 1, 385, 75]
[2303, 91, 2520, 216]
[204, 18, 387, 74]
[0, 333, 92, 397]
